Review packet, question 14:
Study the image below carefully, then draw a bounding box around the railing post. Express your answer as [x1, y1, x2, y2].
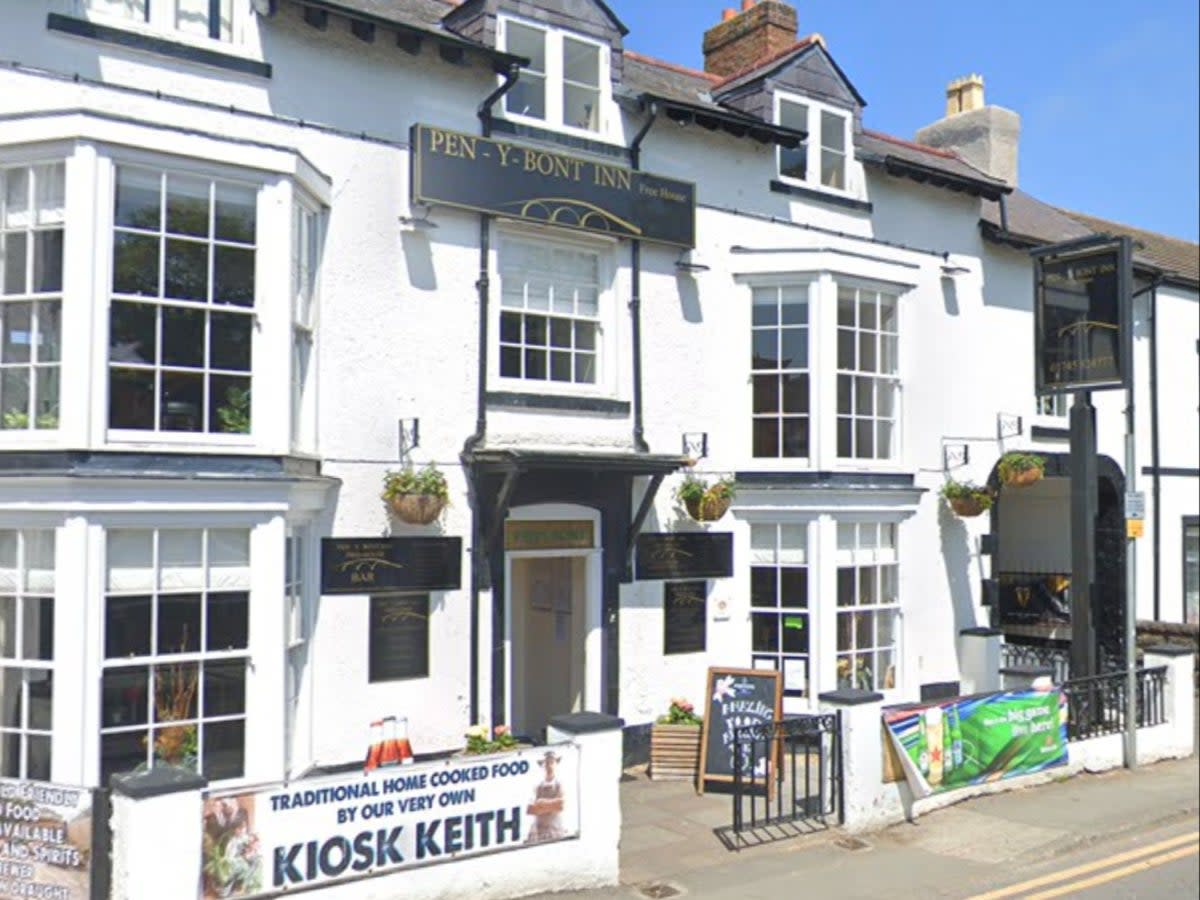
[1142, 645, 1196, 758]
[818, 689, 883, 832]
[958, 627, 1002, 694]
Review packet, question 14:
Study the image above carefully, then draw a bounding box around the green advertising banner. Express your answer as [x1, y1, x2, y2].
[882, 689, 1068, 798]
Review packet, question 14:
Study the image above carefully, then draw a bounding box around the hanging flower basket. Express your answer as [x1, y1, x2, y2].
[675, 474, 735, 523]
[997, 452, 1045, 489]
[939, 480, 993, 518]
[382, 464, 450, 524]
[948, 495, 988, 517]
[387, 494, 447, 525]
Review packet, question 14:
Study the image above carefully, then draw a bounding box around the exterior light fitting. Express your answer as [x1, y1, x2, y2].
[399, 204, 438, 231]
[675, 249, 709, 273]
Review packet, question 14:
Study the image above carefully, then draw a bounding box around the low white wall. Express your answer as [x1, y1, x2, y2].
[825, 648, 1196, 834]
[108, 719, 622, 900]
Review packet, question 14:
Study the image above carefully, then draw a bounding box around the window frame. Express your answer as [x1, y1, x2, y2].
[835, 281, 900, 463]
[497, 15, 610, 138]
[290, 196, 321, 453]
[775, 92, 853, 195]
[749, 522, 812, 701]
[493, 228, 617, 398]
[834, 520, 901, 695]
[750, 281, 812, 462]
[78, 0, 243, 45]
[1184, 517, 1199, 626]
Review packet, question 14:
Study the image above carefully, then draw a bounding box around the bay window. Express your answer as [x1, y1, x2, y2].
[0, 530, 55, 780]
[108, 166, 256, 435]
[752, 284, 809, 458]
[749, 523, 810, 699]
[1, 163, 63, 431]
[499, 238, 600, 386]
[836, 522, 899, 692]
[501, 19, 605, 134]
[837, 284, 898, 460]
[101, 528, 250, 783]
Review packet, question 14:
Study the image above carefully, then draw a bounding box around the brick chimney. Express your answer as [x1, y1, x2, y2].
[915, 74, 1021, 187]
[703, 0, 799, 78]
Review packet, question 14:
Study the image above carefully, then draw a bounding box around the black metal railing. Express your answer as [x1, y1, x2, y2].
[1060, 666, 1167, 742]
[1001, 642, 1072, 684]
[721, 713, 841, 850]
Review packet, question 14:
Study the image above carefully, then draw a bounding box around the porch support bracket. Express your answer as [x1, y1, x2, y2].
[624, 473, 665, 579]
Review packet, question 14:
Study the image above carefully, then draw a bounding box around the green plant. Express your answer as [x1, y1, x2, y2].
[381, 463, 450, 501]
[656, 697, 702, 727]
[673, 473, 735, 504]
[463, 723, 519, 755]
[997, 452, 1045, 481]
[939, 480, 994, 511]
[2, 409, 28, 429]
[216, 386, 251, 434]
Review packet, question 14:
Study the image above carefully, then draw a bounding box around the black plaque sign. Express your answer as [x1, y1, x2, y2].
[369, 594, 429, 682]
[321, 537, 462, 594]
[663, 581, 707, 655]
[997, 576, 1071, 626]
[697, 667, 782, 794]
[411, 123, 696, 248]
[1034, 238, 1132, 394]
[636, 533, 733, 580]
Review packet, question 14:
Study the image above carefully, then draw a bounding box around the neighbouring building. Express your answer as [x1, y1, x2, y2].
[0, 0, 1195, 798]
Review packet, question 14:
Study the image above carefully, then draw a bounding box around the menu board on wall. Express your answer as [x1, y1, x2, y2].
[321, 538, 461, 594]
[663, 581, 707, 655]
[0, 777, 94, 900]
[369, 595, 429, 682]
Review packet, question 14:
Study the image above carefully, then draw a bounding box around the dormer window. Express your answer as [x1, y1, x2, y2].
[82, 0, 234, 43]
[777, 94, 850, 191]
[500, 18, 606, 134]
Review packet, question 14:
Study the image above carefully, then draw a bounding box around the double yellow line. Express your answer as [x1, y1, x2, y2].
[967, 831, 1199, 899]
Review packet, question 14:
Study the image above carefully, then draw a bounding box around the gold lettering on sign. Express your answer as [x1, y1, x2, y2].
[428, 128, 478, 160]
[594, 164, 632, 191]
[505, 520, 594, 551]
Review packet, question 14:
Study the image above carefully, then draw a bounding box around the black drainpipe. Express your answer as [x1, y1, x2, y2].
[1149, 281, 1162, 620]
[627, 101, 659, 453]
[464, 63, 521, 726]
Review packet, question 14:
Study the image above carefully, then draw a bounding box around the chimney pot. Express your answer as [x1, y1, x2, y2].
[945, 73, 985, 116]
[723, 8, 736, 20]
[741, 0, 755, 10]
[917, 72, 1019, 187]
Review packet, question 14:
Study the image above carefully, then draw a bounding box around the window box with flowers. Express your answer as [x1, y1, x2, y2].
[382, 464, 450, 525]
[649, 698, 702, 781]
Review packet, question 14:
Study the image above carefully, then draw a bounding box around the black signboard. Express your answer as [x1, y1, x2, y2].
[321, 537, 462, 594]
[1034, 237, 1132, 394]
[697, 667, 782, 794]
[635, 533, 733, 580]
[369, 594, 429, 682]
[411, 123, 696, 248]
[663, 581, 707, 655]
[997, 576, 1071, 626]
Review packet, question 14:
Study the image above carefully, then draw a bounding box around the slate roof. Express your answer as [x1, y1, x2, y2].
[622, 51, 720, 106]
[1056, 210, 1199, 287]
[310, 0, 453, 31]
[858, 129, 1009, 200]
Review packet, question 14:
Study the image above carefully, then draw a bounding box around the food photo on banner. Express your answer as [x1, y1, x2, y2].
[199, 744, 580, 899]
[0, 777, 94, 900]
[882, 688, 1068, 799]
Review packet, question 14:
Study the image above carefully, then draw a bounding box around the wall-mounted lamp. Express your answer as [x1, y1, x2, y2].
[399, 204, 438, 231]
[996, 413, 1023, 439]
[942, 442, 969, 470]
[682, 431, 709, 459]
[940, 253, 969, 277]
[675, 249, 709, 273]
[398, 417, 420, 457]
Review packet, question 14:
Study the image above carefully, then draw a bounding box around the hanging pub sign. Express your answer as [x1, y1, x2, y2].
[635, 532, 733, 580]
[320, 537, 462, 594]
[411, 123, 696, 248]
[1033, 236, 1133, 394]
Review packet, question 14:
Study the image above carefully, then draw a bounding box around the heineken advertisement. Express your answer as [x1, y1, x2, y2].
[411, 123, 696, 248]
[882, 689, 1068, 798]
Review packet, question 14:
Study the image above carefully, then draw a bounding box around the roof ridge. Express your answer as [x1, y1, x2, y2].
[623, 50, 722, 84]
[861, 128, 960, 161]
[711, 36, 818, 89]
[1054, 206, 1199, 248]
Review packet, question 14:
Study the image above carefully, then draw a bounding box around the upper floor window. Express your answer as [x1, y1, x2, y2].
[752, 284, 809, 458]
[1037, 394, 1067, 418]
[85, 0, 234, 42]
[499, 238, 600, 386]
[290, 200, 320, 452]
[501, 19, 605, 134]
[108, 166, 255, 435]
[777, 96, 850, 191]
[837, 285, 898, 460]
[1, 163, 63, 432]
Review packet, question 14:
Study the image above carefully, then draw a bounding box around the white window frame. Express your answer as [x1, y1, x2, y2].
[493, 227, 618, 398]
[497, 16, 610, 138]
[749, 522, 813, 702]
[750, 282, 812, 462]
[290, 197, 321, 454]
[835, 280, 900, 463]
[775, 92, 854, 195]
[834, 520, 901, 695]
[1036, 394, 1068, 418]
[78, 0, 244, 45]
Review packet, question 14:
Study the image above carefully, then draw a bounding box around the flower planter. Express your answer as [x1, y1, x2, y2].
[649, 723, 701, 781]
[1001, 468, 1043, 489]
[684, 493, 731, 523]
[948, 495, 989, 517]
[388, 493, 446, 524]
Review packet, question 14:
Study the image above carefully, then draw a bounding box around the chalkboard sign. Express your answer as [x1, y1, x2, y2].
[697, 667, 782, 795]
[663, 581, 707, 655]
[369, 594, 429, 682]
[321, 537, 462, 594]
[635, 533, 733, 580]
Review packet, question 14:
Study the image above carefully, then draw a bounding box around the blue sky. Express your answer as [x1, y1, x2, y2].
[611, 0, 1200, 242]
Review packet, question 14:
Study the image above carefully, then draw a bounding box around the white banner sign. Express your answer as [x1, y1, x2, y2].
[0, 777, 93, 900]
[200, 744, 580, 898]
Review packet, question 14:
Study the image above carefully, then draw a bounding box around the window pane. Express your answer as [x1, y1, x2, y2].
[821, 110, 846, 152]
[2, 301, 31, 362]
[206, 592, 248, 651]
[856, 419, 874, 458]
[160, 370, 203, 432]
[3, 169, 29, 228]
[564, 84, 599, 131]
[2, 233, 27, 295]
[152, 662, 198, 722]
[24, 531, 55, 593]
[210, 376, 250, 434]
[203, 660, 245, 717]
[110, 301, 158, 365]
[0, 600, 13, 657]
[32, 230, 64, 293]
[209, 531, 250, 588]
[101, 730, 147, 783]
[838, 288, 856, 324]
[779, 288, 806, 324]
[109, 368, 156, 429]
[781, 613, 808, 653]
[855, 377, 874, 415]
[177, 0, 233, 40]
[27, 735, 50, 781]
[23, 597, 53, 660]
[753, 374, 779, 414]
[214, 184, 255, 243]
[753, 418, 779, 457]
[500, 346, 521, 377]
[203, 719, 245, 780]
[113, 233, 160, 297]
[837, 417, 852, 457]
[213, 246, 254, 307]
[782, 418, 807, 457]
[500, 312, 521, 343]
[34, 164, 65, 226]
[837, 568, 855, 607]
[36, 301, 61, 363]
[575, 353, 596, 384]
[506, 22, 545, 72]
[752, 329, 777, 368]
[157, 594, 201, 654]
[550, 351, 571, 382]
[28, 670, 52, 730]
[107, 530, 153, 591]
[751, 613, 778, 652]
[751, 288, 777, 326]
[166, 175, 209, 238]
[780, 568, 806, 607]
[859, 332, 877, 372]
[115, 168, 160, 230]
[102, 667, 148, 727]
[106, 596, 152, 657]
[0, 670, 19, 727]
[564, 38, 599, 86]
[821, 149, 845, 189]
[507, 75, 546, 120]
[524, 348, 546, 380]
[781, 372, 807, 413]
[750, 525, 775, 564]
[524, 315, 547, 345]
[161, 305, 205, 368]
[164, 239, 208, 302]
[877, 421, 894, 459]
[779, 146, 806, 180]
[750, 567, 776, 608]
[550, 318, 571, 348]
[779, 327, 806, 368]
[210, 311, 252, 371]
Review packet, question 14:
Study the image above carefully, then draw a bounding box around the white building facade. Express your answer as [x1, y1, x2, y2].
[0, 0, 1195, 796]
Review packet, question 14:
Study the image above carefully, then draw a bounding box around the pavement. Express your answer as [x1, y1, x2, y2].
[525, 753, 1200, 900]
